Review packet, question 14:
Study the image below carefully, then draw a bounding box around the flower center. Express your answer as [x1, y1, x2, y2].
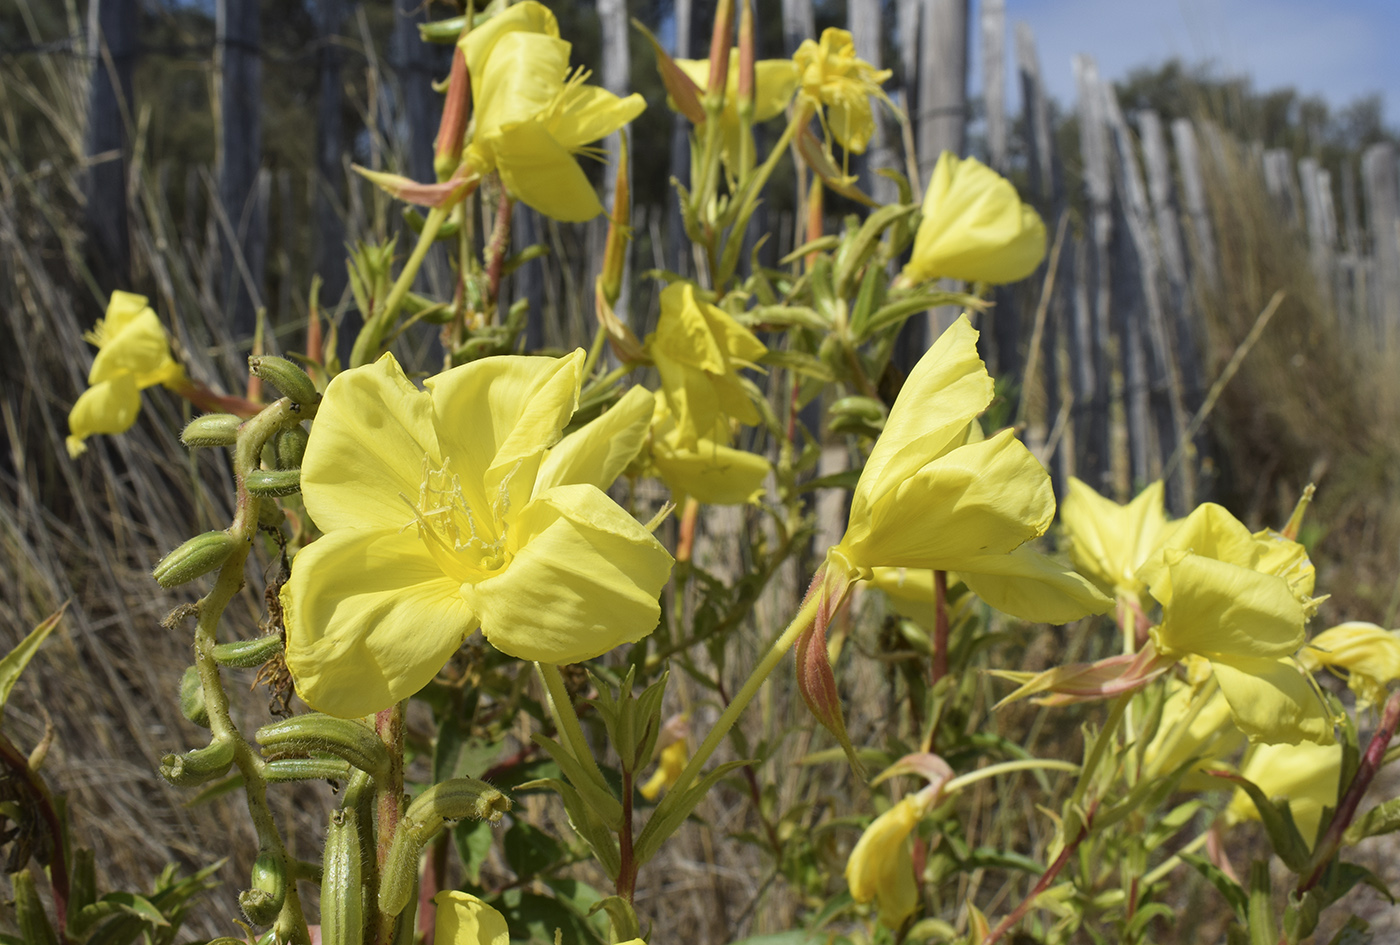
[406, 456, 513, 583]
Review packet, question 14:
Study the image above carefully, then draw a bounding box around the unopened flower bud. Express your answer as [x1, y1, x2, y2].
[320, 808, 365, 945]
[182, 413, 242, 448]
[248, 355, 319, 407]
[239, 848, 287, 926]
[153, 530, 239, 588]
[271, 426, 309, 470]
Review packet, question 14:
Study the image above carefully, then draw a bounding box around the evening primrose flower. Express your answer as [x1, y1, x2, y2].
[793, 28, 892, 153]
[282, 352, 672, 718]
[845, 794, 927, 926]
[898, 152, 1047, 287]
[647, 405, 770, 506]
[459, 2, 645, 221]
[67, 291, 185, 458]
[1302, 621, 1400, 707]
[1060, 478, 1178, 606]
[675, 54, 798, 167]
[434, 891, 649, 945]
[1226, 740, 1343, 848]
[639, 713, 690, 801]
[644, 282, 766, 448]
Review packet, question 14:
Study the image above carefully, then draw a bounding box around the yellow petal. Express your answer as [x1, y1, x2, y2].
[537, 385, 654, 493]
[1142, 679, 1243, 784]
[88, 304, 178, 388]
[67, 374, 141, 456]
[300, 353, 439, 534]
[460, 0, 560, 91]
[639, 738, 689, 800]
[900, 151, 1046, 285]
[433, 891, 511, 945]
[1302, 621, 1400, 707]
[1227, 740, 1342, 847]
[1137, 503, 1261, 600]
[847, 428, 1054, 571]
[958, 546, 1114, 624]
[464, 484, 672, 664]
[426, 351, 583, 521]
[489, 119, 607, 222]
[649, 425, 771, 506]
[551, 84, 646, 152]
[850, 316, 993, 526]
[281, 527, 479, 719]
[1148, 553, 1305, 662]
[845, 796, 922, 926]
[1211, 655, 1332, 745]
[1060, 477, 1177, 599]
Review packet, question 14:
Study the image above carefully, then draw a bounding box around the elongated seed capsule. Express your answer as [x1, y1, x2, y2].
[272, 426, 309, 469]
[211, 634, 284, 668]
[153, 530, 238, 588]
[249, 355, 319, 407]
[320, 808, 365, 945]
[182, 413, 242, 448]
[13, 869, 57, 945]
[239, 847, 288, 927]
[256, 715, 390, 781]
[159, 738, 236, 786]
[245, 468, 302, 497]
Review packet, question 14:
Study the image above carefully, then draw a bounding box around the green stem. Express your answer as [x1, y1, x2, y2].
[716, 104, 812, 287]
[942, 759, 1081, 796]
[1141, 830, 1211, 886]
[1070, 692, 1131, 809]
[537, 662, 611, 796]
[667, 593, 820, 802]
[353, 204, 449, 367]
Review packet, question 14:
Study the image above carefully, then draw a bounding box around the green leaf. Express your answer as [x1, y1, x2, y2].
[495, 889, 605, 945]
[1124, 902, 1175, 939]
[1182, 853, 1248, 920]
[503, 820, 566, 882]
[1283, 890, 1321, 943]
[633, 759, 753, 865]
[453, 819, 495, 886]
[1344, 797, 1400, 845]
[516, 778, 620, 879]
[1215, 771, 1311, 872]
[724, 934, 825, 945]
[759, 349, 836, 382]
[74, 892, 169, 938]
[1247, 861, 1277, 945]
[1326, 916, 1373, 945]
[0, 604, 65, 722]
[739, 305, 830, 332]
[585, 895, 640, 942]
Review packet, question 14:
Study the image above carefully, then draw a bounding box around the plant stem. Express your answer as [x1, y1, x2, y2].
[942, 759, 1081, 796]
[537, 662, 611, 796]
[618, 768, 637, 902]
[353, 204, 450, 367]
[1070, 692, 1131, 809]
[717, 104, 812, 286]
[667, 593, 820, 802]
[984, 803, 1096, 945]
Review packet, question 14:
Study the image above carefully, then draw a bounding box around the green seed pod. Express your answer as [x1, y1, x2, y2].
[212, 634, 284, 668]
[181, 413, 243, 448]
[827, 413, 885, 438]
[828, 395, 888, 425]
[256, 715, 390, 781]
[14, 869, 58, 945]
[180, 665, 210, 728]
[264, 755, 354, 783]
[245, 468, 302, 497]
[239, 848, 287, 927]
[271, 426, 309, 469]
[153, 530, 239, 588]
[249, 355, 319, 407]
[159, 737, 235, 786]
[320, 808, 365, 945]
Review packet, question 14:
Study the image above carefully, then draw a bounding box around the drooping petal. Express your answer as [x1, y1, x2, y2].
[1060, 477, 1177, 599]
[1148, 553, 1305, 663]
[849, 315, 993, 526]
[460, 1, 560, 95]
[1211, 655, 1333, 745]
[434, 891, 512, 945]
[300, 353, 439, 534]
[536, 385, 654, 493]
[472, 32, 573, 147]
[848, 428, 1054, 571]
[282, 528, 479, 719]
[426, 351, 583, 521]
[487, 119, 608, 222]
[1302, 621, 1400, 707]
[67, 374, 141, 458]
[550, 84, 647, 152]
[464, 484, 671, 664]
[1227, 741, 1342, 847]
[649, 429, 771, 506]
[89, 305, 177, 387]
[845, 795, 923, 926]
[957, 546, 1113, 624]
[1137, 503, 1263, 601]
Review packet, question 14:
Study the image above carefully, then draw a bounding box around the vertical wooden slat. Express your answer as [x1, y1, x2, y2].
[1298, 157, 1337, 310]
[83, 0, 138, 291]
[1015, 22, 1054, 202]
[1361, 143, 1400, 347]
[1171, 118, 1220, 291]
[389, 1, 443, 186]
[1073, 55, 1113, 494]
[666, 0, 694, 276]
[598, 0, 632, 327]
[917, 0, 969, 178]
[849, 0, 896, 203]
[1340, 160, 1366, 333]
[980, 0, 1006, 171]
[276, 169, 294, 322]
[312, 0, 348, 306]
[217, 0, 264, 339]
[782, 0, 815, 55]
[1262, 148, 1302, 229]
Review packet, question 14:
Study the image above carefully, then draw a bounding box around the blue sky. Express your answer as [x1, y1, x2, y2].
[974, 0, 1400, 126]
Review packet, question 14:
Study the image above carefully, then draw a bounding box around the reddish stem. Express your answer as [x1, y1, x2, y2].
[618, 769, 637, 903]
[0, 732, 68, 944]
[417, 833, 449, 945]
[677, 497, 701, 563]
[985, 806, 1095, 945]
[485, 189, 514, 310]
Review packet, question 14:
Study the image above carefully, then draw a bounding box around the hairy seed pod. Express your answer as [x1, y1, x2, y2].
[245, 468, 302, 497]
[153, 530, 238, 588]
[272, 426, 309, 469]
[180, 665, 210, 728]
[212, 634, 284, 668]
[256, 715, 390, 781]
[320, 808, 365, 945]
[159, 738, 236, 786]
[249, 355, 319, 407]
[181, 413, 242, 448]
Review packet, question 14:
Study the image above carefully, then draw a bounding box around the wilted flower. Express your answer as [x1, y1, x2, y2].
[845, 795, 926, 926]
[792, 28, 891, 154]
[898, 152, 1046, 286]
[458, 2, 645, 221]
[644, 282, 766, 448]
[67, 291, 186, 459]
[282, 352, 672, 718]
[1226, 740, 1343, 848]
[1302, 621, 1400, 708]
[675, 54, 797, 167]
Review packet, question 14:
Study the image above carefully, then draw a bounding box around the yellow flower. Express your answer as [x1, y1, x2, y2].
[899, 152, 1047, 286]
[1141, 676, 1243, 789]
[793, 28, 891, 154]
[460, 2, 645, 221]
[1140, 503, 1330, 745]
[1227, 740, 1342, 848]
[1060, 477, 1179, 605]
[1302, 621, 1400, 707]
[828, 316, 1109, 623]
[640, 714, 690, 800]
[845, 795, 927, 926]
[282, 352, 672, 718]
[435, 892, 510, 945]
[644, 282, 766, 449]
[67, 291, 185, 458]
[675, 54, 798, 166]
[647, 405, 770, 506]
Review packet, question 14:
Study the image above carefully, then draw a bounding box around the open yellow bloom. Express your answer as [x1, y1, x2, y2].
[647, 404, 770, 506]
[435, 892, 510, 945]
[675, 54, 797, 167]
[460, 2, 645, 221]
[1227, 740, 1342, 848]
[827, 316, 1109, 622]
[1060, 477, 1179, 605]
[846, 795, 927, 926]
[67, 291, 185, 458]
[1140, 504, 1330, 745]
[793, 28, 891, 154]
[282, 352, 672, 718]
[1302, 621, 1400, 707]
[899, 152, 1047, 286]
[644, 282, 766, 449]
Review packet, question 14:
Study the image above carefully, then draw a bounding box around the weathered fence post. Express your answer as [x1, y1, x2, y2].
[1073, 55, 1113, 495]
[1361, 143, 1400, 348]
[83, 0, 138, 291]
[850, 0, 896, 203]
[312, 0, 348, 308]
[1171, 118, 1220, 292]
[980, 0, 1006, 172]
[216, 0, 264, 340]
[666, 0, 694, 277]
